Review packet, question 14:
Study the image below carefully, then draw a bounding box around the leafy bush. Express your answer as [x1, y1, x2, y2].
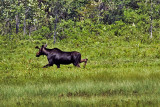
[31, 26, 51, 40]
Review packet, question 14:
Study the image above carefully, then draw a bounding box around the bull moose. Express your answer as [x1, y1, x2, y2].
[35, 44, 88, 68]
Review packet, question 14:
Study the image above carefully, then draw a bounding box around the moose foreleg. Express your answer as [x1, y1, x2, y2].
[43, 63, 53, 68]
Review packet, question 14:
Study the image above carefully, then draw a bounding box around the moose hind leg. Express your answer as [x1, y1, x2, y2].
[73, 63, 80, 67]
[73, 54, 81, 67]
[76, 64, 80, 67]
[80, 59, 88, 68]
[73, 62, 80, 67]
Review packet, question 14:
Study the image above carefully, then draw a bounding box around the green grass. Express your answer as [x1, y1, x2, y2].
[1, 36, 160, 106]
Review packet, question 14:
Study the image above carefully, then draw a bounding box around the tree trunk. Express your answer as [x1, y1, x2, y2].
[53, 14, 58, 44]
[23, 8, 29, 36]
[23, 15, 26, 35]
[16, 1, 20, 34]
[150, 0, 153, 39]
[16, 14, 19, 34]
[29, 23, 31, 36]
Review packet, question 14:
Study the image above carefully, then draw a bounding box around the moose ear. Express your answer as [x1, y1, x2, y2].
[35, 46, 40, 49]
[44, 44, 47, 48]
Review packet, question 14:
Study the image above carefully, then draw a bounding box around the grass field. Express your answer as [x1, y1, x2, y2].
[1, 36, 160, 106]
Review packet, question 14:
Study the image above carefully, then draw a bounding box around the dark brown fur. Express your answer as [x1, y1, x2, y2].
[35, 44, 88, 68]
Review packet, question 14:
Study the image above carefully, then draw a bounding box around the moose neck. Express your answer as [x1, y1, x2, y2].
[42, 48, 50, 56]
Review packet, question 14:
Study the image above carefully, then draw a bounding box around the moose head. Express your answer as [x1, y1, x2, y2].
[35, 44, 47, 57]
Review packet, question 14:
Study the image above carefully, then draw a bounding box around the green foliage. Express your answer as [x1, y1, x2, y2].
[1, 0, 160, 41]
[31, 26, 51, 40]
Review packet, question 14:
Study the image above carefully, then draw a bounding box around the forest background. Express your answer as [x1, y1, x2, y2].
[1, 0, 160, 41]
[1, 0, 160, 106]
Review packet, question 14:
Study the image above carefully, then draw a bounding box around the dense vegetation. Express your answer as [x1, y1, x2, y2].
[1, 0, 160, 40]
[1, 0, 160, 106]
